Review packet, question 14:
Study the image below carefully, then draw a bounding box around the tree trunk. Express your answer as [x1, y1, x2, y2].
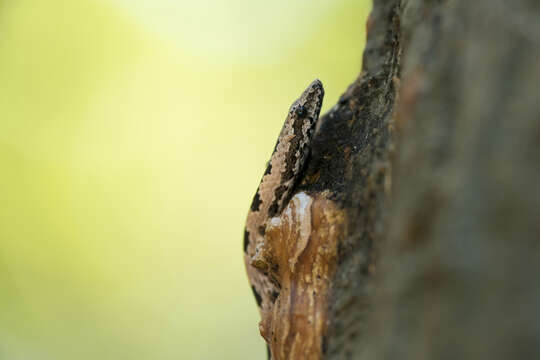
[288, 0, 540, 358]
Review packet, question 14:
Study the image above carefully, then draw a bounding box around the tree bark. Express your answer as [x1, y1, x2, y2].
[296, 0, 540, 358]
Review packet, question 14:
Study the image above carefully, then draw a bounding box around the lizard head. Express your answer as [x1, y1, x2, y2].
[289, 79, 325, 129]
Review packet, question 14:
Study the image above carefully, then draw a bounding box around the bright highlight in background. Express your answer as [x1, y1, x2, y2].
[0, 0, 370, 358]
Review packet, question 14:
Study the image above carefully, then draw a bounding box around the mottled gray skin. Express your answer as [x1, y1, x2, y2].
[243, 79, 324, 339]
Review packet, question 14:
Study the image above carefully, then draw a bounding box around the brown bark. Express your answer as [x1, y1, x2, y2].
[289, 0, 540, 359]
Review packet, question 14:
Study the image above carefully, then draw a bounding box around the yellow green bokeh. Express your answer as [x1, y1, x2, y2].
[0, 0, 370, 358]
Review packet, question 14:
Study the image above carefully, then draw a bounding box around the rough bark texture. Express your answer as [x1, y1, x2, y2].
[296, 0, 540, 359]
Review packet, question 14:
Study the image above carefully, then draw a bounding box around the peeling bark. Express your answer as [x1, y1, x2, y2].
[259, 192, 345, 359]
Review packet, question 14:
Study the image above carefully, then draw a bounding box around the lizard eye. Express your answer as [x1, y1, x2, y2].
[295, 105, 307, 118]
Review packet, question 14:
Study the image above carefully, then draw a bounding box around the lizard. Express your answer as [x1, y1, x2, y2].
[243, 79, 324, 352]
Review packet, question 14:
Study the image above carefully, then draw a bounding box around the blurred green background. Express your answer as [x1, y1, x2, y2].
[0, 0, 370, 358]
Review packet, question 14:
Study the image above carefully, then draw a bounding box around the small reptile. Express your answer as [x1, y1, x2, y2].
[243, 79, 324, 343]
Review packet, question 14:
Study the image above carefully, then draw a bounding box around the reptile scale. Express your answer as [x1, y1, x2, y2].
[243, 79, 324, 346]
